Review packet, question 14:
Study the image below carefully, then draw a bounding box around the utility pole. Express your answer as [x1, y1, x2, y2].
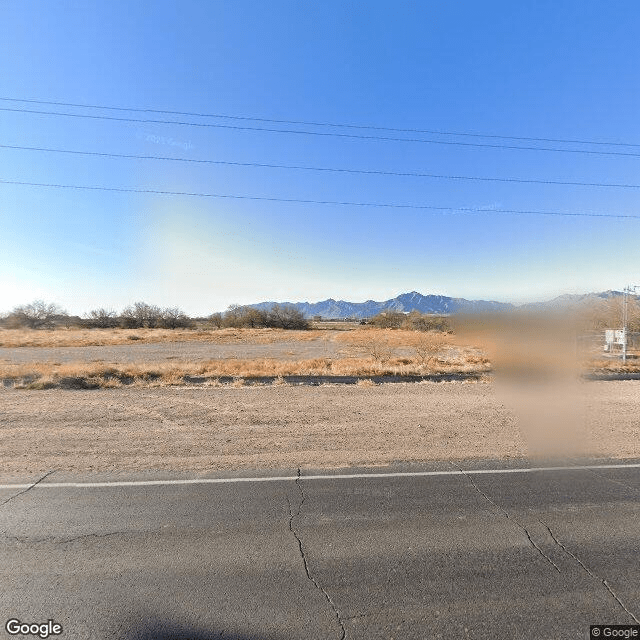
[622, 285, 639, 363]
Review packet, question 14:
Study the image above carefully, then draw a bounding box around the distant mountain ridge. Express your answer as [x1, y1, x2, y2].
[250, 291, 513, 319]
[249, 290, 634, 319]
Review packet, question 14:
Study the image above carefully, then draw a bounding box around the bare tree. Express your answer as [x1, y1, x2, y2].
[6, 300, 68, 329]
[415, 333, 447, 366]
[221, 305, 268, 328]
[85, 308, 118, 328]
[243, 307, 268, 328]
[221, 304, 247, 328]
[158, 307, 192, 329]
[266, 304, 309, 329]
[216, 304, 309, 329]
[369, 340, 394, 363]
[120, 302, 163, 328]
[209, 312, 224, 328]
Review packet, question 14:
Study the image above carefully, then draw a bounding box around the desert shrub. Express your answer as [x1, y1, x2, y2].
[5, 300, 68, 329]
[265, 304, 309, 330]
[369, 341, 394, 362]
[119, 315, 139, 329]
[369, 311, 404, 329]
[158, 307, 193, 329]
[209, 312, 224, 328]
[369, 310, 450, 332]
[84, 308, 119, 328]
[117, 302, 192, 329]
[217, 304, 309, 330]
[403, 311, 451, 332]
[222, 305, 267, 328]
[415, 332, 448, 366]
[369, 311, 406, 329]
[120, 302, 163, 329]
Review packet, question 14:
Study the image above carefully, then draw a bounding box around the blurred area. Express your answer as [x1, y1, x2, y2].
[454, 302, 640, 463]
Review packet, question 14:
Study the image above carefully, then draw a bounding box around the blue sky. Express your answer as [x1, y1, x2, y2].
[1, 1, 639, 315]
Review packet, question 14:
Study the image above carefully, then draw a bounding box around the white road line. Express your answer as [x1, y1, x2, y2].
[1, 463, 640, 490]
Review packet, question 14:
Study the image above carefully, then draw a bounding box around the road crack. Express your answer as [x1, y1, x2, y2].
[540, 521, 640, 623]
[455, 463, 639, 623]
[454, 464, 561, 573]
[1, 470, 55, 508]
[0, 529, 153, 546]
[287, 468, 346, 640]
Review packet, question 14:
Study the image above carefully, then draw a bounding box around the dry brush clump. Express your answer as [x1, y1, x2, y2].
[367, 310, 451, 332]
[415, 332, 451, 366]
[0, 362, 174, 389]
[369, 341, 395, 363]
[211, 303, 310, 330]
[587, 358, 640, 373]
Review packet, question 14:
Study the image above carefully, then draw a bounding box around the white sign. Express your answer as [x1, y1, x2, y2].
[605, 329, 626, 345]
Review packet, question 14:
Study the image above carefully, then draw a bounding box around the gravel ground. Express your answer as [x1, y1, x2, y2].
[2, 381, 639, 476]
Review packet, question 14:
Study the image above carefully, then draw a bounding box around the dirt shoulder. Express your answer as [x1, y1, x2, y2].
[2, 381, 639, 475]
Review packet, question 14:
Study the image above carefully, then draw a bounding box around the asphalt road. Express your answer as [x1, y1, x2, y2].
[2, 461, 640, 640]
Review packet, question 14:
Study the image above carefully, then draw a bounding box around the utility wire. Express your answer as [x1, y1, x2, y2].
[0, 95, 637, 149]
[1, 179, 638, 219]
[3, 106, 640, 158]
[3, 143, 640, 189]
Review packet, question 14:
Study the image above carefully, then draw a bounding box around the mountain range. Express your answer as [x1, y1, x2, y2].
[251, 291, 511, 319]
[250, 290, 632, 319]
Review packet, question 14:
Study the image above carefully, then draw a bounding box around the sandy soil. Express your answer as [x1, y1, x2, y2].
[2, 381, 639, 475]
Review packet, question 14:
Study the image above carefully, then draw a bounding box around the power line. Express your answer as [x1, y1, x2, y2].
[3, 143, 640, 190]
[1, 178, 638, 219]
[0, 95, 637, 149]
[3, 106, 640, 158]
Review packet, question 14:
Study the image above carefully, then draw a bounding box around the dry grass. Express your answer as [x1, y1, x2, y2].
[2, 326, 632, 388]
[0, 327, 326, 348]
[1, 350, 632, 390]
[0, 325, 455, 351]
[335, 327, 452, 348]
[0, 351, 490, 389]
[588, 358, 640, 373]
[0, 325, 451, 349]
